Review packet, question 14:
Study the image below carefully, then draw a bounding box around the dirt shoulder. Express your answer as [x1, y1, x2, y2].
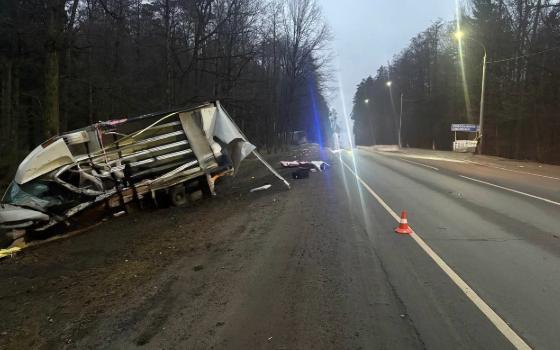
[0, 146, 328, 349]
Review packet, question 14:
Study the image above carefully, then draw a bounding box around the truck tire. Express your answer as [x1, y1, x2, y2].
[169, 185, 188, 207]
[0, 229, 13, 248]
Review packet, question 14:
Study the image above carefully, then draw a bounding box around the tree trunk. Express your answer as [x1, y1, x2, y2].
[1, 60, 13, 156]
[44, 0, 64, 138]
[164, 0, 173, 108]
[44, 48, 60, 137]
[11, 62, 20, 164]
[61, 0, 80, 132]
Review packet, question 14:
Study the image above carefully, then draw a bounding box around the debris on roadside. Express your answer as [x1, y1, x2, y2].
[281, 159, 329, 181]
[280, 160, 330, 172]
[311, 161, 330, 171]
[193, 264, 204, 271]
[250, 184, 272, 193]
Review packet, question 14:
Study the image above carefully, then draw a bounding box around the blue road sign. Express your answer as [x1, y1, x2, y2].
[451, 124, 480, 132]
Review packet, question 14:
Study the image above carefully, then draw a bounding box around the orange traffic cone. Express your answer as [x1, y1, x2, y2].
[395, 211, 413, 235]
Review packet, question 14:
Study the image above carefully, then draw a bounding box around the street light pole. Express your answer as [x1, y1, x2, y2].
[478, 51, 487, 155]
[364, 99, 376, 145]
[454, 31, 488, 155]
[386, 81, 403, 148]
[399, 93, 403, 148]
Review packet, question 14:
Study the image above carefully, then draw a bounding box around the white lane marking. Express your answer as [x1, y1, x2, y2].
[464, 161, 560, 181]
[357, 148, 466, 164]
[460, 175, 560, 207]
[400, 158, 440, 171]
[341, 160, 531, 350]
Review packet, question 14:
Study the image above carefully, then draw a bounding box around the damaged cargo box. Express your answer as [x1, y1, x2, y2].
[0, 101, 260, 246]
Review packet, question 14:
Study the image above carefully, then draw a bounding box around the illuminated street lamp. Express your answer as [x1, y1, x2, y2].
[385, 80, 404, 148]
[363, 99, 375, 145]
[385, 81, 403, 148]
[454, 31, 487, 155]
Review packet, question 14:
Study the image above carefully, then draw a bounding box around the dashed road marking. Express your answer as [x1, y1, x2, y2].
[341, 160, 531, 350]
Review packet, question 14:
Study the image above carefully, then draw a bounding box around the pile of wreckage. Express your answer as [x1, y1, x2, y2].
[0, 101, 288, 248]
[280, 160, 330, 179]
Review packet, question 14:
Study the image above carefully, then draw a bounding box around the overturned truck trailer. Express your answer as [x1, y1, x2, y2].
[1, 101, 278, 246]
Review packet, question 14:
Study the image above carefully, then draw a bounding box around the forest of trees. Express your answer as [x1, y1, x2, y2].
[352, 0, 560, 163]
[0, 0, 333, 185]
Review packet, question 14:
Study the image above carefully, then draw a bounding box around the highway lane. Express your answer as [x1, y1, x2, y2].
[338, 149, 560, 349]
[391, 152, 560, 204]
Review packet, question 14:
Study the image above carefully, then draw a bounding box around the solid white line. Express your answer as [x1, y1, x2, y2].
[400, 158, 440, 171]
[341, 160, 531, 350]
[460, 175, 560, 207]
[465, 161, 560, 181]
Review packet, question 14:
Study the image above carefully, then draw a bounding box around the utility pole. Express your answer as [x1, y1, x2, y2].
[399, 93, 403, 148]
[478, 51, 487, 155]
[453, 31, 487, 155]
[364, 99, 376, 145]
[386, 80, 400, 147]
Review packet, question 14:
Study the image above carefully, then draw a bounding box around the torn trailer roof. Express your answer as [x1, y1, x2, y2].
[0, 101, 282, 242]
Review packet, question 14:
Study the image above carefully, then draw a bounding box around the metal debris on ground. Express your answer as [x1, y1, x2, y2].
[250, 184, 272, 193]
[280, 160, 330, 172]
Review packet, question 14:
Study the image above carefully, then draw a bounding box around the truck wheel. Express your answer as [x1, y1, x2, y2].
[0, 230, 13, 248]
[169, 185, 188, 207]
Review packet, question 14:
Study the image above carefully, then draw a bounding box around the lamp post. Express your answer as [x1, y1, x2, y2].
[399, 92, 403, 148]
[454, 31, 487, 155]
[364, 98, 376, 145]
[386, 81, 403, 148]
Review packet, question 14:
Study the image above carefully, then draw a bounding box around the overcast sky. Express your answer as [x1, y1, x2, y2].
[320, 0, 456, 138]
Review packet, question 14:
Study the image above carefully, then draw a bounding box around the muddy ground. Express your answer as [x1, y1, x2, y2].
[1, 147, 330, 349]
[2, 145, 440, 350]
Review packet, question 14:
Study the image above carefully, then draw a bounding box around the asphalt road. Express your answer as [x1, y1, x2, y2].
[3, 146, 559, 349]
[338, 149, 560, 349]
